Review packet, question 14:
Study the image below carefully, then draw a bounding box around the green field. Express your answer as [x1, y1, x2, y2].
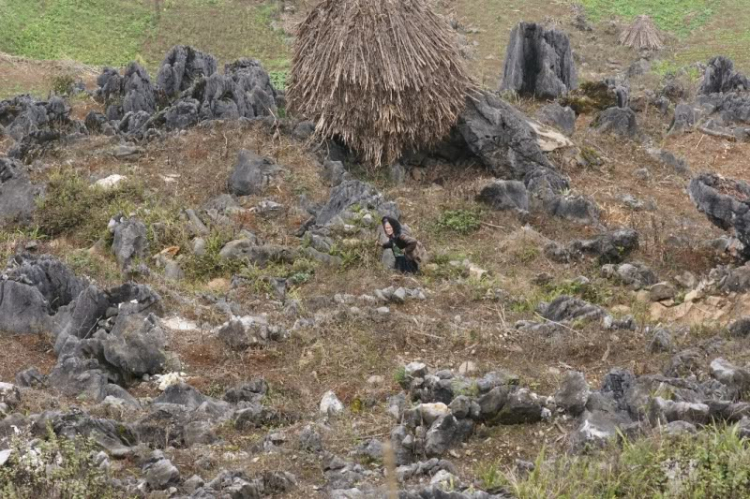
[0, 0, 291, 70]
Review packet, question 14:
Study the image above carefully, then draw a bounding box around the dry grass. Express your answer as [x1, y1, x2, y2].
[620, 15, 664, 50]
[287, 0, 474, 167]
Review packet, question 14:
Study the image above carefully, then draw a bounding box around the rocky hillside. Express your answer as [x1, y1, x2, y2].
[3, 2, 750, 498]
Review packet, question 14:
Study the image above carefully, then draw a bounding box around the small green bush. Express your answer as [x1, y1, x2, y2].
[0, 428, 117, 499]
[35, 169, 146, 244]
[436, 209, 482, 235]
[50, 74, 76, 95]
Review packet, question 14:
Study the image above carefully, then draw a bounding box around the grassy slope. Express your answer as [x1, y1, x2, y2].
[0, 0, 290, 70]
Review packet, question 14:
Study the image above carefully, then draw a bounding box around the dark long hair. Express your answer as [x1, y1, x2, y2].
[382, 216, 402, 237]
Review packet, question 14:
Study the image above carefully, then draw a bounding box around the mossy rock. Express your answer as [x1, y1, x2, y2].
[561, 81, 617, 114]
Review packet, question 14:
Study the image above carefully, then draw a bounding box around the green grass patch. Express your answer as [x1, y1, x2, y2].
[505, 425, 750, 498]
[435, 209, 483, 235]
[0, 0, 290, 72]
[142, 0, 291, 72]
[0, 0, 155, 66]
[580, 0, 715, 37]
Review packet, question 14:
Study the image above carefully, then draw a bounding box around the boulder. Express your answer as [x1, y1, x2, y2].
[316, 180, 399, 227]
[216, 316, 287, 350]
[112, 217, 149, 270]
[0, 157, 43, 227]
[536, 103, 576, 136]
[476, 180, 529, 214]
[689, 174, 750, 259]
[669, 104, 697, 134]
[101, 313, 166, 383]
[555, 371, 590, 416]
[228, 149, 282, 196]
[0, 280, 52, 334]
[458, 91, 560, 180]
[500, 22, 578, 99]
[594, 107, 638, 137]
[35, 410, 138, 458]
[144, 455, 181, 490]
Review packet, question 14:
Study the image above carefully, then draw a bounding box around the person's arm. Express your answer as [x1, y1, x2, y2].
[399, 234, 418, 255]
[381, 238, 394, 249]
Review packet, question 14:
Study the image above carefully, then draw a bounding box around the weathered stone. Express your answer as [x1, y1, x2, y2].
[112, 218, 149, 270]
[648, 328, 673, 354]
[699, 56, 749, 95]
[536, 103, 576, 136]
[555, 371, 590, 416]
[0, 157, 42, 228]
[157, 45, 218, 96]
[228, 149, 282, 196]
[477, 180, 529, 214]
[102, 313, 166, 383]
[501, 22, 578, 99]
[594, 107, 638, 137]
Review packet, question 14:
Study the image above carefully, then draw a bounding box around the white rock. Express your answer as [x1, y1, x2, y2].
[405, 362, 427, 378]
[161, 316, 199, 332]
[94, 174, 127, 191]
[367, 375, 385, 386]
[0, 449, 11, 467]
[420, 403, 450, 426]
[320, 390, 344, 416]
[430, 469, 457, 486]
[154, 372, 187, 391]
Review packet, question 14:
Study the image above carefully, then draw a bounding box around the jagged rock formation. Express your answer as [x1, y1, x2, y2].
[500, 22, 577, 99]
[699, 56, 749, 95]
[689, 173, 750, 258]
[461, 91, 598, 225]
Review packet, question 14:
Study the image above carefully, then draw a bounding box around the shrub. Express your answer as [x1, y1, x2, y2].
[436, 209, 482, 235]
[505, 425, 750, 498]
[35, 169, 145, 244]
[0, 428, 117, 498]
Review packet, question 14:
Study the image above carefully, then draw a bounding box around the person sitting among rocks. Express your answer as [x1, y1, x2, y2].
[380, 216, 426, 274]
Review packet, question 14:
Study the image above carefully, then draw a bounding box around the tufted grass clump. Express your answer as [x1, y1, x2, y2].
[503, 424, 750, 498]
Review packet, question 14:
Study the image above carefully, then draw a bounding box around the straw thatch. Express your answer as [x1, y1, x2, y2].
[287, 0, 474, 167]
[620, 15, 663, 50]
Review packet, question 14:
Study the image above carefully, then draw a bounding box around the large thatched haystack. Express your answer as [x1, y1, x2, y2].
[287, 0, 473, 167]
[620, 15, 663, 50]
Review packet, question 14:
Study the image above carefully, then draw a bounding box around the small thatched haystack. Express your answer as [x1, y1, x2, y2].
[620, 15, 663, 50]
[287, 0, 473, 167]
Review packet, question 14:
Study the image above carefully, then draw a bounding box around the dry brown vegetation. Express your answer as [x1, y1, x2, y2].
[288, 0, 473, 167]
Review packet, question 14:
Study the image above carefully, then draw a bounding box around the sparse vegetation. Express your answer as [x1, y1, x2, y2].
[35, 169, 146, 244]
[435, 209, 482, 235]
[0, 428, 116, 499]
[505, 426, 750, 498]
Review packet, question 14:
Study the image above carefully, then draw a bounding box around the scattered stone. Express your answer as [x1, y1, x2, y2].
[648, 328, 673, 354]
[320, 390, 345, 417]
[0, 157, 43, 228]
[144, 453, 181, 490]
[228, 149, 282, 196]
[729, 317, 750, 338]
[536, 103, 576, 136]
[555, 371, 590, 416]
[594, 106, 638, 137]
[477, 180, 529, 214]
[689, 174, 750, 259]
[649, 282, 676, 302]
[112, 217, 149, 270]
